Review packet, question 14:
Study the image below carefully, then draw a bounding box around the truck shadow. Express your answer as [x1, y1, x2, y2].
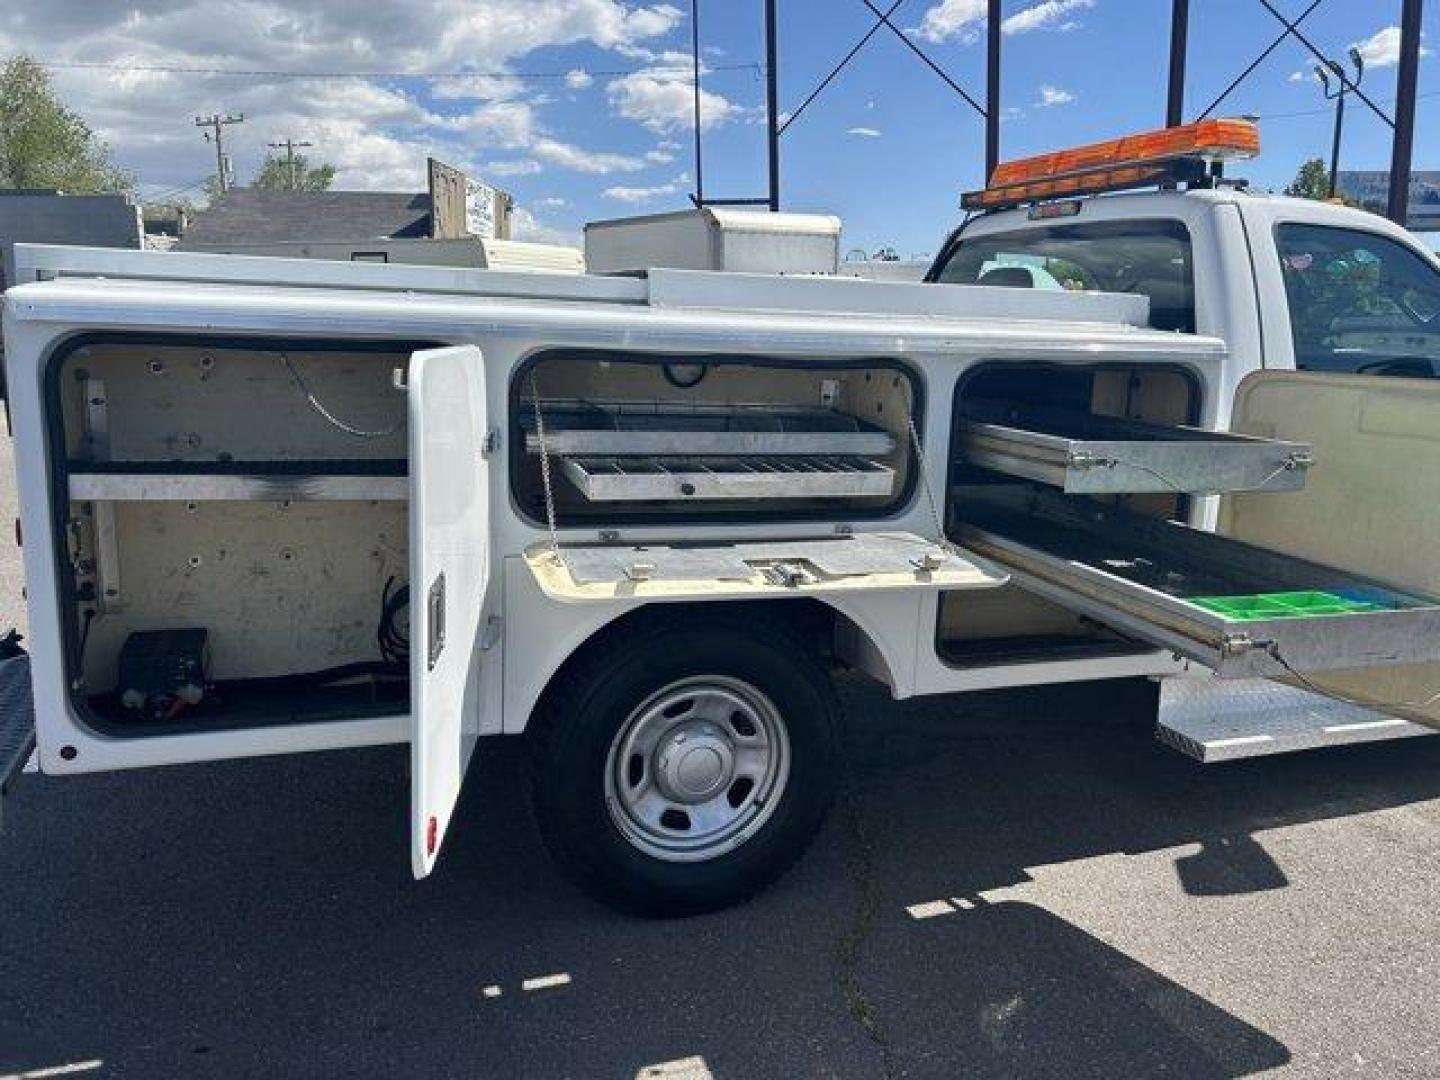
[5, 676, 1437, 1076]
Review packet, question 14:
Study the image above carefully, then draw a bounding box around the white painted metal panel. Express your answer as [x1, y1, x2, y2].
[409, 345, 491, 877]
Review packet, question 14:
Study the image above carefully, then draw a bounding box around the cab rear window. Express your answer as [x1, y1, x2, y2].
[932, 219, 1196, 333]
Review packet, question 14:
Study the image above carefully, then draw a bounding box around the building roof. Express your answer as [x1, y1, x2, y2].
[178, 189, 432, 249]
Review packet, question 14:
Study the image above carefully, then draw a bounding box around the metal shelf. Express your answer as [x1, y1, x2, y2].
[957, 405, 1312, 495]
[523, 399, 897, 458]
[957, 489, 1440, 679]
[69, 472, 407, 501]
[559, 454, 895, 502]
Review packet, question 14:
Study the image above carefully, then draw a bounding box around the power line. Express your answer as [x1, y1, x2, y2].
[144, 175, 213, 202]
[1235, 87, 1440, 123]
[39, 59, 764, 81]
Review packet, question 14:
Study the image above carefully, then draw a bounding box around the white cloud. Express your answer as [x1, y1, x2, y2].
[1036, 85, 1075, 107]
[1351, 25, 1431, 69]
[847, 126, 882, 138]
[913, 0, 1092, 43]
[534, 196, 569, 208]
[484, 160, 543, 177]
[1289, 70, 1308, 83]
[603, 180, 684, 203]
[532, 139, 646, 174]
[1002, 0, 1094, 35]
[914, 0, 986, 44]
[510, 206, 579, 247]
[606, 68, 741, 133]
[565, 68, 594, 90]
[0, 0, 685, 193]
[645, 146, 678, 163]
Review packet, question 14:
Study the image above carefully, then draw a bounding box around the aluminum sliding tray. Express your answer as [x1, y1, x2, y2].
[957, 404, 1313, 495]
[560, 455, 895, 502]
[523, 400, 898, 458]
[956, 488, 1440, 679]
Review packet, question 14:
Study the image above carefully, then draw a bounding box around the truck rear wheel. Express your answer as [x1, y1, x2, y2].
[529, 611, 840, 916]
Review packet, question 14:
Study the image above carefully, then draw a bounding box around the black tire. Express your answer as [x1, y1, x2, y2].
[529, 609, 840, 917]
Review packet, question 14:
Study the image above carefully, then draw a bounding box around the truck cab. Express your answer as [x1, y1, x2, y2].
[928, 182, 1440, 401]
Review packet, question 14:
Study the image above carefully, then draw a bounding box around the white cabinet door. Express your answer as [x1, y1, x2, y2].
[1223, 371, 1440, 730]
[408, 345, 491, 877]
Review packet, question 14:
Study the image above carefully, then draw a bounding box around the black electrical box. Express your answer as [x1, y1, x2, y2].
[117, 628, 210, 702]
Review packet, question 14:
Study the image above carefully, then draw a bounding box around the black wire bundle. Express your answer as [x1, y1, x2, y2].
[378, 576, 410, 667]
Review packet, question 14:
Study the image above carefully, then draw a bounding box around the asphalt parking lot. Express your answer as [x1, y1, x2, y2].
[2, 436, 1439, 1080]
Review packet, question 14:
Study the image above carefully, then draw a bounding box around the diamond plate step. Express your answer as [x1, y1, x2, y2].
[1157, 675, 1435, 763]
[0, 650, 37, 829]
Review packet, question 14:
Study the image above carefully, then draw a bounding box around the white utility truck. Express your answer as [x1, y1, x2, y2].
[3, 120, 1440, 914]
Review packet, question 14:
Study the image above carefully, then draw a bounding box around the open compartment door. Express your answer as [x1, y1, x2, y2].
[1223, 372, 1440, 730]
[409, 345, 491, 877]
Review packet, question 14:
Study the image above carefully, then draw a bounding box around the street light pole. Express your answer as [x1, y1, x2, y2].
[1316, 49, 1364, 200]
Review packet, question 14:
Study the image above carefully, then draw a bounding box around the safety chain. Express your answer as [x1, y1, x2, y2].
[528, 371, 566, 570]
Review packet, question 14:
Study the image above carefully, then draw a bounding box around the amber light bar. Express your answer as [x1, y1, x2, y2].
[963, 119, 1260, 212]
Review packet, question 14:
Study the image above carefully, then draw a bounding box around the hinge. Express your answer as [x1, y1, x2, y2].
[1221, 633, 1256, 657]
[481, 615, 504, 651]
[482, 428, 501, 457]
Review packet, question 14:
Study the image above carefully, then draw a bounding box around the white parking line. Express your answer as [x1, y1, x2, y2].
[1, 1061, 104, 1080]
[520, 972, 572, 992]
[636, 1056, 714, 1079]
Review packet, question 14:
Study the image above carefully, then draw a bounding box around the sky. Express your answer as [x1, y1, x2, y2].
[1, 1, 1436, 256]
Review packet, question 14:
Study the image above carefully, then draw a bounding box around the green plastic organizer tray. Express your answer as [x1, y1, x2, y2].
[1190, 590, 1387, 621]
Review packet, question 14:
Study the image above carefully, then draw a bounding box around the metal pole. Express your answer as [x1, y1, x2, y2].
[986, 0, 1001, 180]
[691, 0, 704, 206]
[1328, 87, 1345, 200]
[765, 0, 780, 210]
[195, 113, 244, 193]
[1166, 0, 1189, 126]
[1388, 0, 1424, 225]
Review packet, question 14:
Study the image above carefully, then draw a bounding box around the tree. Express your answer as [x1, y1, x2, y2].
[0, 55, 132, 193]
[1285, 158, 1332, 201]
[252, 152, 337, 192]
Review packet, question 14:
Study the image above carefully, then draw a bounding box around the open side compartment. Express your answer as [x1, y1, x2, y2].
[938, 361, 1200, 667]
[50, 336, 425, 736]
[511, 350, 918, 524]
[943, 364, 1440, 734]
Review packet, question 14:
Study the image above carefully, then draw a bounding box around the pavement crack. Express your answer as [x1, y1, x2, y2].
[832, 776, 895, 1075]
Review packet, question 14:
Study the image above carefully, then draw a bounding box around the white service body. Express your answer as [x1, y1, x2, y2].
[5, 186, 1440, 892]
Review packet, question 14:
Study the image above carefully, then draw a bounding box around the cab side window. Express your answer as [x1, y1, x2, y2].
[931, 219, 1196, 332]
[1276, 223, 1440, 378]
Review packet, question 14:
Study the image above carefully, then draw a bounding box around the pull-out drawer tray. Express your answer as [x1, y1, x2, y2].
[956, 490, 1440, 679]
[958, 404, 1312, 495]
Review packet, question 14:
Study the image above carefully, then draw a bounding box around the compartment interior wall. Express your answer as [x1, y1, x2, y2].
[75, 500, 407, 692]
[514, 353, 916, 523]
[54, 339, 417, 729]
[58, 341, 409, 463]
[938, 361, 1198, 665]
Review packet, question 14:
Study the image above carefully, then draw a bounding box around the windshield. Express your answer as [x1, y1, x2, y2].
[931, 218, 1196, 332]
[1275, 223, 1440, 378]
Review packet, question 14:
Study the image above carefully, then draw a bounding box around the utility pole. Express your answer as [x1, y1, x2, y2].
[985, 0, 1001, 181]
[267, 137, 314, 191]
[1166, 0, 1189, 127]
[1388, 0, 1425, 225]
[765, 0, 780, 210]
[195, 113, 244, 193]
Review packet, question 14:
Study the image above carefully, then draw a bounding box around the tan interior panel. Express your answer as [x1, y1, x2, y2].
[1225, 371, 1440, 729]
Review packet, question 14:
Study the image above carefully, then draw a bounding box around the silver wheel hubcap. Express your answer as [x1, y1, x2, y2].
[605, 676, 791, 863]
